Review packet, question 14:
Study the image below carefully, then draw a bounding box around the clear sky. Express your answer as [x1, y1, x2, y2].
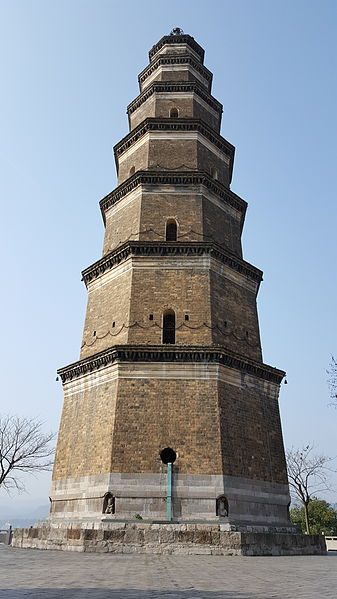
[0, 0, 336, 514]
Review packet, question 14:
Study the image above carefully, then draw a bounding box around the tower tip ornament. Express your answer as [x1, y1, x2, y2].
[170, 27, 184, 36]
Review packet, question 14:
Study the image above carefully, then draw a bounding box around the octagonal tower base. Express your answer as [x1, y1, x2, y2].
[12, 521, 326, 556]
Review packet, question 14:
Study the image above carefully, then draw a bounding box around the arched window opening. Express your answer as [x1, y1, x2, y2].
[103, 492, 115, 515]
[162, 310, 176, 344]
[216, 495, 229, 518]
[210, 167, 218, 180]
[169, 107, 179, 118]
[160, 447, 177, 464]
[166, 219, 177, 241]
[129, 166, 135, 176]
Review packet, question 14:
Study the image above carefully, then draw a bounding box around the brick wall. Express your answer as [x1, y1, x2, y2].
[128, 266, 212, 345]
[129, 95, 220, 131]
[80, 266, 132, 359]
[218, 379, 288, 485]
[202, 196, 242, 255]
[53, 378, 118, 480]
[103, 192, 142, 255]
[110, 377, 222, 474]
[209, 270, 262, 361]
[102, 189, 243, 255]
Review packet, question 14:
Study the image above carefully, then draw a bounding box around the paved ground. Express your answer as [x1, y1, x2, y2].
[0, 545, 336, 598]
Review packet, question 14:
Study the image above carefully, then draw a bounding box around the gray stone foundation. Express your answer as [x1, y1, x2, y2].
[50, 471, 292, 527]
[12, 522, 326, 556]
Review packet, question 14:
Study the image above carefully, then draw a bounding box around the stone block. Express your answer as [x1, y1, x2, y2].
[103, 529, 125, 543]
[67, 529, 81, 540]
[27, 528, 38, 539]
[124, 527, 144, 545]
[194, 530, 212, 544]
[83, 530, 98, 541]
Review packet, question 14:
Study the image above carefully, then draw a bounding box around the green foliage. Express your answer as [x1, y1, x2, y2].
[290, 498, 337, 535]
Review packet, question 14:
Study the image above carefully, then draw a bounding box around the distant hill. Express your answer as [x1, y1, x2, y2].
[0, 504, 49, 529]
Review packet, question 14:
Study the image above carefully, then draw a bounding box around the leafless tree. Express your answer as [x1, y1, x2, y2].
[0, 414, 55, 493]
[286, 444, 335, 534]
[327, 356, 337, 407]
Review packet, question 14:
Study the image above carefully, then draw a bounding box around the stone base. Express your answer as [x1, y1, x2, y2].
[12, 521, 326, 556]
[49, 471, 293, 526]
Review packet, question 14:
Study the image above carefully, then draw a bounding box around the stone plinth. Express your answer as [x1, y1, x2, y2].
[12, 522, 326, 556]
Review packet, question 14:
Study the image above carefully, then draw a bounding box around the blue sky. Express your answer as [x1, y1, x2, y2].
[0, 0, 336, 512]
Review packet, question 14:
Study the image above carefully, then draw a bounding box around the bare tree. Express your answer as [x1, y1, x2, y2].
[327, 356, 337, 407]
[286, 444, 335, 534]
[0, 414, 55, 493]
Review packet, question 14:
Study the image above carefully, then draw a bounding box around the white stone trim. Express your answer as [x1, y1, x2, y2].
[50, 472, 290, 511]
[87, 258, 133, 293]
[105, 186, 142, 218]
[86, 254, 258, 295]
[118, 131, 230, 165]
[104, 185, 241, 223]
[62, 361, 279, 399]
[142, 91, 220, 120]
[130, 255, 257, 293]
[141, 65, 209, 91]
[209, 257, 258, 292]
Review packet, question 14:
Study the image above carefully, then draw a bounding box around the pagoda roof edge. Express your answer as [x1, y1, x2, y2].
[99, 170, 247, 226]
[57, 344, 285, 385]
[149, 33, 205, 62]
[81, 240, 262, 288]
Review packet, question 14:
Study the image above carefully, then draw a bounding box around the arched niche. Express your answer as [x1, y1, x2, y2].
[103, 492, 115, 515]
[169, 107, 179, 118]
[165, 219, 178, 241]
[210, 167, 218, 180]
[216, 495, 229, 518]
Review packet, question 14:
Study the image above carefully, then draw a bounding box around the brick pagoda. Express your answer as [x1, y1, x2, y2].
[13, 30, 326, 555]
[52, 29, 291, 526]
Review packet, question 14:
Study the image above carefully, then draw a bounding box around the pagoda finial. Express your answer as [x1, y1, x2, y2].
[170, 27, 184, 36]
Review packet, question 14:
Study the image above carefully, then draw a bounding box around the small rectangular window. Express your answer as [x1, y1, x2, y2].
[149, 314, 154, 321]
[112, 322, 115, 328]
[184, 314, 189, 321]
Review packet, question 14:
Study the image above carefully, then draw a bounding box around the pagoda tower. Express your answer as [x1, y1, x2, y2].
[51, 30, 291, 528]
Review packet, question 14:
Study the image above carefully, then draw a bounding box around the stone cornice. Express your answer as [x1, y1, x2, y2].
[127, 81, 222, 116]
[113, 118, 234, 161]
[138, 55, 213, 90]
[149, 34, 205, 62]
[57, 344, 285, 385]
[81, 241, 262, 287]
[99, 170, 247, 226]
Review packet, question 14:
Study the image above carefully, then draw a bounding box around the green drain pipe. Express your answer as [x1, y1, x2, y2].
[166, 462, 172, 521]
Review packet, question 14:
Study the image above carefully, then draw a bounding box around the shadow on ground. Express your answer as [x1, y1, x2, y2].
[0, 590, 256, 599]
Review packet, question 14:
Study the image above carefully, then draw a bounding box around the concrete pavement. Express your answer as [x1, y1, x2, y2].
[1, 544, 336, 598]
